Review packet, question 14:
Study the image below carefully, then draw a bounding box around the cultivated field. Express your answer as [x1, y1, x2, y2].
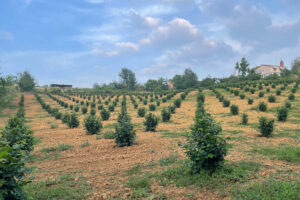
[1, 82, 299, 199]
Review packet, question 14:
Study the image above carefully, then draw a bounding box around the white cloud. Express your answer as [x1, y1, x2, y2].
[139, 4, 177, 16]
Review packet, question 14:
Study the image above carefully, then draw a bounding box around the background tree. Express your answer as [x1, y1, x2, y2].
[183, 68, 198, 88]
[145, 78, 169, 91]
[291, 57, 300, 76]
[239, 57, 250, 77]
[119, 68, 137, 90]
[18, 71, 35, 92]
[235, 62, 240, 76]
[172, 74, 184, 89]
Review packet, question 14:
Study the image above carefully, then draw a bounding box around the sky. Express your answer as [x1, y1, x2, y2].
[0, 0, 300, 87]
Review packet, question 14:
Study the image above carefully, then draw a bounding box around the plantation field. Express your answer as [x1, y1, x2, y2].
[1, 83, 300, 199]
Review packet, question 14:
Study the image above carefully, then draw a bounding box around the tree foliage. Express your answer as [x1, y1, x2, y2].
[119, 68, 137, 90]
[18, 71, 35, 92]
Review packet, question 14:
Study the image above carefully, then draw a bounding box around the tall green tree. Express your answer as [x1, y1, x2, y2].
[172, 74, 184, 89]
[119, 68, 137, 90]
[235, 62, 240, 76]
[144, 78, 169, 91]
[239, 57, 250, 77]
[291, 57, 300, 76]
[183, 68, 198, 88]
[18, 71, 35, 92]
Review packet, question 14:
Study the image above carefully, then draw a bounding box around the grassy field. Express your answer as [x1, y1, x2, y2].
[1, 83, 299, 199]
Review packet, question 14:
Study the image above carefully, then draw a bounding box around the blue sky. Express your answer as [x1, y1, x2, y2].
[0, 0, 300, 87]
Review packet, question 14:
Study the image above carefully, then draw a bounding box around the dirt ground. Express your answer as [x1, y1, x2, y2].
[2, 85, 298, 199]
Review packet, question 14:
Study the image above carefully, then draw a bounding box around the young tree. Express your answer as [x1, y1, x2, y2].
[18, 71, 35, 91]
[119, 68, 137, 90]
[235, 62, 240, 76]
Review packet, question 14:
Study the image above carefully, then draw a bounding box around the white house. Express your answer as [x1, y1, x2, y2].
[255, 60, 286, 78]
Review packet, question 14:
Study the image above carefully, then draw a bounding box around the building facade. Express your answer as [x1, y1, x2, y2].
[255, 60, 286, 78]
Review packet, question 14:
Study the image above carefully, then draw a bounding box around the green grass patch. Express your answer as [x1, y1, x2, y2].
[126, 175, 152, 199]
[25, 173, 92, 200]
[277, 129, 300, 139]
[224, 130, 244, 135]
[232, 179, 300, 200]
[252, 145, 300, 163]
[159, 129, 187, 138]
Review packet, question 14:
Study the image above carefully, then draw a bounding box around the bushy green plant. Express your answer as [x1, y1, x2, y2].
[222, 99, 230, 107]
[67, 113, 79, 128]
[266, 88, 270, 92]
[83, 115, 102, 135]
[288, 93, 295, 101]
[143, 100, 147, 105]
[137, 107, 146, 117]
[174, 98, 182, 108]
[90, 108, 96, 116]
[74, 106, 79, 112]
[97, 104, 103, 110]
[168, 105, 176, 114]
[156, 101, 160, 106]
[258, 102, 267, 112]
[62, 113, 70, 124]
[276, 90, 281, 96]
[239, 94, 245, 99]
[258, 91, 264, 98]
[250, 89, 255, 94]
[180, 93, 186, 100]
[234, 90, 239, 96]
[241, 113, 248, 125]
[285, 101, 291, 109]
[268, 95, 276, 103]
[161, 108, 171, 122]
[100, 108, 110, 121]
[108, 105, 114, 112]
[230, 105, 239, 115]
[115, 109, 136, 147]
[248, 98, 253, 105]
[81, 106, 87, 114]
[277, 107, 288, 122]
[144, 113, 158, 131]
[149, 104, 156, 111]
[259, 117, 274, 137]
[182, 112, 227, 173]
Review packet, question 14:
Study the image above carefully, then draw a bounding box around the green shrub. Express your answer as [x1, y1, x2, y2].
[248, 98, 253, 105]
[108, 105, 114, 112]
[258, 102, 267, 112]
[285, 101, 291, 109]
[149, 104, 156, 111]
[266, 88, 270, 92]
[156, 101, 160, 106]
[180, 93, 186, 100]
[182, 112, 227, 173]
[100, 109, 110, 121]
[288, 93, 295, 101]
[168, 105, 176, 114]
[83, 115, 102, 135]
[291, 88, 296, 93]
[241, 113, 248, 125]
[54, 112, 62, 120]
[143, 100, 147, 105]
[250, 89, 255, 94]
[69, 105, 73, 110]
[137, 107, 146, 117]
[62, 113, 70, 124]
[268, 95, 276, 103]
[161, 108, 171, 122]
[230, 105, 239, 115]
[259, 117, 274, 137]
[90, 108, 96, 116]
[97, 104, 103, 110]
[144, 113, 158, 131]
[174, 98, 182, 108]
[239, 94, 245, 99]
[67, 113, 79, 128]
[276, 90, 281, 96]
[197, 93, 205, 103]
[222, 99, 230, 107]
[258, 91, 264, 98]
[115, 110, 136, 147]
[277, 107, 288, 122]
[234, 90, 239, 96]
[74, 106, 79, 112]
[81, 106, 87, 114]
